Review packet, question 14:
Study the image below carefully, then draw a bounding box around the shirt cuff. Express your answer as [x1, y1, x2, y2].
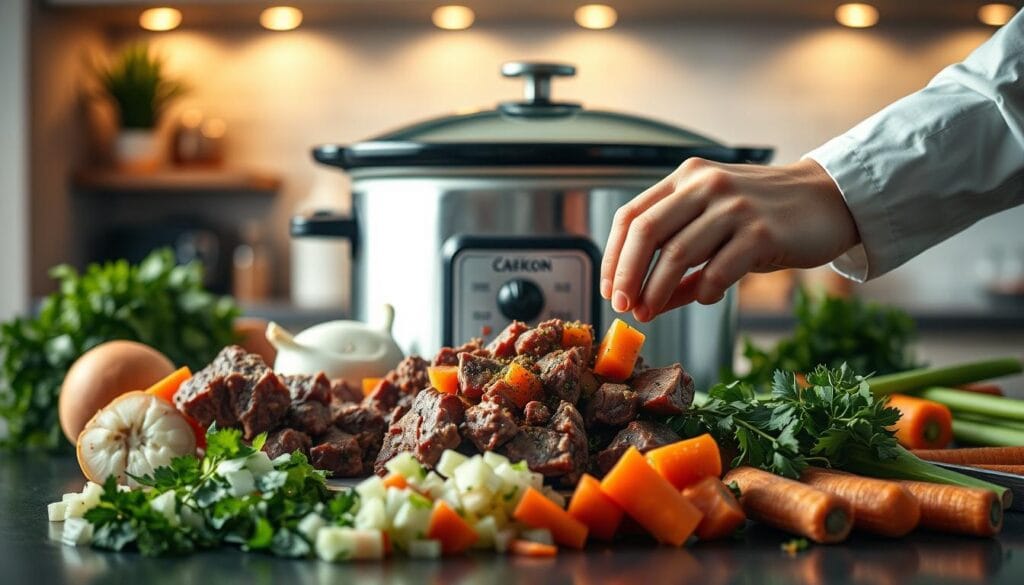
[804, 134, 901, 282]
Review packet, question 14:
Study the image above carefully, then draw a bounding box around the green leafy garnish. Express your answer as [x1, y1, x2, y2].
[0, 249, 239, 451]
[731, 289, 920, 389]
[85, 426, 356, 557]
[672, 364, 901, 479]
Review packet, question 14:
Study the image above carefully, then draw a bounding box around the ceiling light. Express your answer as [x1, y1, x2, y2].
[574, 4, 618, 30]
[260, 6, 303, 31]
[978, 3, 1017, 26]
[432, 5, 475, 30]
[139, 7, 182, 32]
[834, 3, 879, 28]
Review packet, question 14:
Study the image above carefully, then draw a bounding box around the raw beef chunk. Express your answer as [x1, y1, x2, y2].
[310, 428, 363, 477]
[175, 345, 291, 439]
[374, 389, 466, 474]
[501, 401, 587, 485]
[536, 347, 585, 404]
[364, 379, 403, 415]
[385, 355, 430, 394]
[457, 352, 503, 399]
[280, 373, 331, 404]
[329, 379, 363, 404]
[630, 365, 694, 415]
[432, 338, 485, 366]
[596, 420, 680, 474]
[286, 400, 333, 437]
[486, 321, 529, 359]
[333, 403, 387, 465]
[514, 320, 563, 358]
[463, 401, 519, 451]
[523, 400, 552, 426]
[262, 427, 312, 460]
[584, 383, 639, 427]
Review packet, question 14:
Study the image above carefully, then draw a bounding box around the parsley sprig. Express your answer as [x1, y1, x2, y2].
[83, 426, 358, 557]
[671, 364, 901, 479]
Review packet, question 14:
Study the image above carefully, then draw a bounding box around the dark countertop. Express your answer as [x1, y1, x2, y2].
[4, 454, 1024, 585]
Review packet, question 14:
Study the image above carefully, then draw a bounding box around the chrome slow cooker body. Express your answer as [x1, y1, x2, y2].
[303, 62, 773, 390]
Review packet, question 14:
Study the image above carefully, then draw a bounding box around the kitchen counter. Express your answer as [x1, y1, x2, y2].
[4, 455, 1024, 585]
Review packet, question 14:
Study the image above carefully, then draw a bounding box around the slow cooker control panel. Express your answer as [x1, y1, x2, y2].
[443, 236, 600, 346]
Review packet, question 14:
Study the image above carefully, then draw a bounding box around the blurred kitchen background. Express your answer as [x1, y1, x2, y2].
[0, 1, 1022, 388]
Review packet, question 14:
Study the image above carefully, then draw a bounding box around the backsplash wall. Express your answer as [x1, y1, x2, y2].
[34, 17, 1023, 307]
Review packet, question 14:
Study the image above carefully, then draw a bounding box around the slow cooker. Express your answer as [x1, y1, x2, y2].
[294, 62, 773, 390]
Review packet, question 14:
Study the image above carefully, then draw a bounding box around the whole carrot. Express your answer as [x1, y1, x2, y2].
[724, 466, 853, 544]
[969, 464, 1024, 476]
[887, 394, 953, 450]
[898, 480, 1002, 537]
[911, 446, 1024, 466]
[800, 467, 920, 537]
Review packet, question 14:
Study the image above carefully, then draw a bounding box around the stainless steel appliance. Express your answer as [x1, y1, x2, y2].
[295, 62, 773, 389]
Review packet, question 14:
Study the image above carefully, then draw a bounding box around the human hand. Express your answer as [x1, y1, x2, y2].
[600, 157, 859, 322]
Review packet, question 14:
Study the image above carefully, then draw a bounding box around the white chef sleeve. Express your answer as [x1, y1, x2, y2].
[805, 14, 1024, 281]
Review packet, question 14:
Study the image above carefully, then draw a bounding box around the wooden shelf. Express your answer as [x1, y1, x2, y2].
[73, 168, 282, 195]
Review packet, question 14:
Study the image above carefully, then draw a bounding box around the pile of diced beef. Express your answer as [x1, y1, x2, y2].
[173, 318, 695, 484]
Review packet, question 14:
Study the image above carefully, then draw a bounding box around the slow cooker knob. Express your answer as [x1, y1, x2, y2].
[497, 279, 545, 322]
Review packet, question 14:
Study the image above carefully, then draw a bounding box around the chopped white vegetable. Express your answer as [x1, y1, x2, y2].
[354, 497, 388, 531]
[150, 490, 179, 526]
[215, 457, 249, 475]
[355, 476, 386, 502]
[223, 468, 255, 498]
[436, 450, 468, 478]
[297, 512, 326, 543]
[63, 494, 89, 519]
[521, 528, 553, 545]
[61, 492, 78, 503]
[180, 505, 205, 530]
[385, 452, 425, 480]
[385, 487, 408, 522]
[472, 516, 498, 549]
[80, 482, 104, 508]
[438, 485, 462, 511]
[453, 456, 501, 495]
[315, 527, 385, 562]
[494, 528, 516, 554]
[408, 539, 443, 559]
[246, 451, 275, 476]
[391, 500, 432, 545]
[416, 471, 446, 499]
[483, 451, 511, 469]
[47, 501, 67, 522]
[61, 517, 94, 547]
[460, 489, 493, 517]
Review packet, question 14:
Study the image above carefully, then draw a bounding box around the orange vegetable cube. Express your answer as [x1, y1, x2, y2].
[145, 366, 192, 404]
[427, 366, 460, 395]
[646, 434, 723, 490]
[513, 487, 588, 549]
[600, 447, 702, 546]
[592, 319, 646, 381]
[362, 378, 382, 397]
[502, 361, 542, 409]
[568, 474, 623, 541]
[682, 477, 746, 541]
[427, 500, 478, 555]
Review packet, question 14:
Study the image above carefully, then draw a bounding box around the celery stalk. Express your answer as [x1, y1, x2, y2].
[951, 418, 1024, 447]
[952, 411, 1024, 433]
[843, 444, 1010, 507]
[868, 358, 1023, 396]
[915, 387, 1024, 422]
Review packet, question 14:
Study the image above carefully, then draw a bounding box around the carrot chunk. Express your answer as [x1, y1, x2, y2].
[145, 366, 192, 404]
[912, 446, 1024, 466]
[887, 394, 953, 450]
[561, 322, 595, 361]
[898, 480, 1002, 537]
[724, 466, 853, 544]
[592, 319, 646, 381]
[568, 474, 623, 541]
[381, 473, 409, 490]
[600, 447, 702, 546]
[681, 477, 746, 541]
[502, 362, 543, 409]
[800, 467, 920, 537]
[646, 433, 723, 490]
[362, 378, 382, 397]
[427, 366, 460, 395]
[513, 487, 588, 549]
[426, 500, 478, 555]
[510, 539, 558, 557]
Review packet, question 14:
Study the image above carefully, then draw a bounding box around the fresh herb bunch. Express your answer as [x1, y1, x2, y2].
[0, 250, 239, 451]
[85, 426, 358, 557]
[672, 364, 902, 479]
[733, 289, 920, 388]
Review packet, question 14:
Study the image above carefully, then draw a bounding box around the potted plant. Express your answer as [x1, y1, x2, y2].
[96, 43, 186, 172]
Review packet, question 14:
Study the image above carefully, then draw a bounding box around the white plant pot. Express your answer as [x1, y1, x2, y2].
[115, 128, 161, 172]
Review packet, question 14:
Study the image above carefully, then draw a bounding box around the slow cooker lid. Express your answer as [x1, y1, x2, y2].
[314, 62, 773, 170]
